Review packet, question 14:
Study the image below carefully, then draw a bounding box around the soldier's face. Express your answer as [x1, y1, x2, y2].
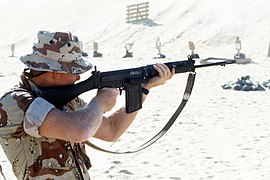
[48, 72, 80, 86]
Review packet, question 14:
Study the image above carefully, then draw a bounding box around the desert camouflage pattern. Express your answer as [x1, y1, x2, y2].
[0, 77, 91, 179]
[20, 31, 92, 75]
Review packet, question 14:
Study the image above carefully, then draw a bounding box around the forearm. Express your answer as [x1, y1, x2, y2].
[39, 97, 104, 142]
[94, 93, 148, 142]
[73, 97, 104, 139]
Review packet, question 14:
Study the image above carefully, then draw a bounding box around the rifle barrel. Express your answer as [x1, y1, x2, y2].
[195, 59, 236, 68]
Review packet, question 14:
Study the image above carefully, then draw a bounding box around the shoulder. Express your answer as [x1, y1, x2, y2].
[1, 87, 35, 113]
[0, 88, 35, 139]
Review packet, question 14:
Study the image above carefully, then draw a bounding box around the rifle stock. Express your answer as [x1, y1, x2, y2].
[36, 57, 235, 113]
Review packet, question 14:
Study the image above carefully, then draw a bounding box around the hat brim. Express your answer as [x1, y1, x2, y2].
[20, 53, 93, 75]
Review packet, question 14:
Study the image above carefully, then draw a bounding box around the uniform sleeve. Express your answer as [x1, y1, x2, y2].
[23, 97, 55, 138]
[0, 90, 34, 139]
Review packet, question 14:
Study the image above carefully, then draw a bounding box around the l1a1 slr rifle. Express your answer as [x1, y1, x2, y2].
[36, 56, 236, 113]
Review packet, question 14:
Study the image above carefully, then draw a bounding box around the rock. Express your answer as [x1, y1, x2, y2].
[221, 83, 232, 89]
[222, 75, 268, 91]
[242, 85, 253, 91]
[262, 80, 270, 88]
[233, 84, 243, 91]
[253, 84, 265, 91]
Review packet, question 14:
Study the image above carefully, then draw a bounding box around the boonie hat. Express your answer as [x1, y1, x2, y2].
[20, 31, 92, 74]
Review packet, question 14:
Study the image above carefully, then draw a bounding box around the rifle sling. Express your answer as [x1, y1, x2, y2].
[85, 72, 196, 154]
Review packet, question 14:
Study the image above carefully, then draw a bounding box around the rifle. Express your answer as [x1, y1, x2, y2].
[36, 56, 236, 113]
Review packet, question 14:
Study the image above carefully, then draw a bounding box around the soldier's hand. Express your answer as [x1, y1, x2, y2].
[144, 63, 175, 89]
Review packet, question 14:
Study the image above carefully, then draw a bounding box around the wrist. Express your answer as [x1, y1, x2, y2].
[142, 83, 152, 90]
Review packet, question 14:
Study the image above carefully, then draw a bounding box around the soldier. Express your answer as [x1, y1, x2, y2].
[0, 30, 174, 179]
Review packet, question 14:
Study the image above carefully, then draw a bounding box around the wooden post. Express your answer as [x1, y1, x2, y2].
[235, 37, 241, 56]
[156, 37, 161, 55]
[93, 42, 103, 57]
[93, 42, 98, 52]
[11, 44, 15, 57]
[268, 40, 270, 57]
[188, 41, 195, 55]
[125, 43, 133, 52]
[188, 41, 200, 58]
[123, 43, 134, 58]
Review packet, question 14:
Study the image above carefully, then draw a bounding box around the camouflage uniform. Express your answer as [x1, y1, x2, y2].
[0, 31, 93, 179]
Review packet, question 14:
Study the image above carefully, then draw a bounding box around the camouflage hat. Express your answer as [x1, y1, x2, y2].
[20, 31, 92, 74]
